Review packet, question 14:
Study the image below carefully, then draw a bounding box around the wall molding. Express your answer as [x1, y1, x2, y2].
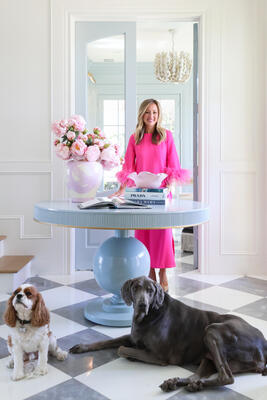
[0, 170, 53, 239]
[52, 0, 208, 273]
[220, 170, 257, 255]
[0, 215, 52, 240]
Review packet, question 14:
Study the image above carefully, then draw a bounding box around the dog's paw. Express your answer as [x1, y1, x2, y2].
[34, 366, 48, 376]
[117, 346, 136, 360]
[117, 346, 127, 357]
[69, 344, 86, 354]
[186, 380, 203, 392]
[160, 378, 179, 392]
[12, 371, 25, 381]
[56, 350, 68, 361]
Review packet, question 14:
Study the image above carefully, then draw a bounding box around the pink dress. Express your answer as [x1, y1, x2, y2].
[117, 130, 190, 269]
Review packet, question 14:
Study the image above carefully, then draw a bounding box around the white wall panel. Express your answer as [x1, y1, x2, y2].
[0, 172, 51, 237]
[0, 0, 50, 161]
[221, 172, 256, 254]
[0, 0, 68, 276]
[221, 1, 256, 162]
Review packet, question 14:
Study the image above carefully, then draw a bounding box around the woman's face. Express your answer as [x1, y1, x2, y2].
[143, 103, 159, 131]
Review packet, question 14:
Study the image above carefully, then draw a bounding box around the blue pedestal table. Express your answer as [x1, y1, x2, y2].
[34, 199, 209, 326]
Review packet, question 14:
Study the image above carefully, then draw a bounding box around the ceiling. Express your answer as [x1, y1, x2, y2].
[87, 21, 194, 63]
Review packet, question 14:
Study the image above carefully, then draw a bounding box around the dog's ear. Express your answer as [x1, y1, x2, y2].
[121, 279, 134, 306]
[31, 293, 50, 327]
[151, 281, 164, 310]
[4, 295, 17, 327]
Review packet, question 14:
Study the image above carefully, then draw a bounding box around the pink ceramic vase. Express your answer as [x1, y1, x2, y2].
[66, 160, 103, 202]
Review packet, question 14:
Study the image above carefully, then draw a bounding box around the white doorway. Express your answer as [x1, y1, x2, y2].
[75, 20, 198, 271]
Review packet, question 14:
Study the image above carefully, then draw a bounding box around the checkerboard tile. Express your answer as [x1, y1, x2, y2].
[39, 271, 95, 285]
[76, 358, 192, 400]
[0, 357, 70, 400]
[40, 286, 97, 310]
[52, 300, 96, 328]
[25, 276, 63, 292]
[49, 328, 119, 377]
[168, 276, 212, 297]
[184, 286, 262, 310]
[221, 276, 267, 297]
[25, 378, 110, 400]
[1, 255, 267, 400]
[69, 279, 108, 296]
[234, 298, 267, 321]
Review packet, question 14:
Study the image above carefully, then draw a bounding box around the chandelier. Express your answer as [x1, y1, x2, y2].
[154, 29, 192, 84]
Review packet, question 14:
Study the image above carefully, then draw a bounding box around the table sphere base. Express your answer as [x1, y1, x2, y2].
[84, 230, 150, 326]
[84, 298, 134, 327]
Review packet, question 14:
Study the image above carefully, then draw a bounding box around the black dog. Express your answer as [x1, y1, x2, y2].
[70, 276, 267, 393]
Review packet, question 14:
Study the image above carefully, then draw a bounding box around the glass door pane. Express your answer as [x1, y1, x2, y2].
[75, 22, 136, 270]
[87, 36, 125, 190]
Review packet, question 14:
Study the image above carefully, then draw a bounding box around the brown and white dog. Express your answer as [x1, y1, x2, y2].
[4, 284, 68, 381]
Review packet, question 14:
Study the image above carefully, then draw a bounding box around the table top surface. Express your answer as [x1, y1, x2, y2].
[34, 199, 209, 230]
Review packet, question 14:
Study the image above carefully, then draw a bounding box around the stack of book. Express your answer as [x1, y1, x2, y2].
[124, 187, 169, 205]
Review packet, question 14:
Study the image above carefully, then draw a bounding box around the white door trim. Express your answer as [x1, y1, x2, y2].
[51, 3, 208, 274]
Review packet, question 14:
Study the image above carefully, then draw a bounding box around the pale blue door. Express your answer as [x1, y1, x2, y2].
[75, 22, 136, 270]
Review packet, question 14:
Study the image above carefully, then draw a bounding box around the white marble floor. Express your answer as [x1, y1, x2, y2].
[1, 253, 267, 399]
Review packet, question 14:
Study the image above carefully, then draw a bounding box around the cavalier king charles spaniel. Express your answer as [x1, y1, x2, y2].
[4, 284, 68, 380]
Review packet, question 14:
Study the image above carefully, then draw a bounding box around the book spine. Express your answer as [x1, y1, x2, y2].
[130, 199, 166, 205]
[125, 188, 168, 193]
[125, 193, 167, 200]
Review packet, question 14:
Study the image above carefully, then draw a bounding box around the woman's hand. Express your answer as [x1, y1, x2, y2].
[109, 185, 126, 198]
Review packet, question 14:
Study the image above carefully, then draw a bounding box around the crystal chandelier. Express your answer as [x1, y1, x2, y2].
[154, 29, 192, 84]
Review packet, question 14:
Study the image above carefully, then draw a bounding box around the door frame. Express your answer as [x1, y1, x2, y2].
[51, 8, 207, 274]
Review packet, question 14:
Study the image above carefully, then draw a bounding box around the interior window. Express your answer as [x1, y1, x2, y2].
[103, 99, 125, 190]
[160, 99, 175, 133]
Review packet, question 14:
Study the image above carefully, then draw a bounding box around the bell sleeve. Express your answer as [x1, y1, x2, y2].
[116, 134, 136, 187]
[163, 131, 191, 186]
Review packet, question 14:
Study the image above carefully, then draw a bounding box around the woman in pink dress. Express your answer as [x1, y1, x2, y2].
[114, 99, 190, 291]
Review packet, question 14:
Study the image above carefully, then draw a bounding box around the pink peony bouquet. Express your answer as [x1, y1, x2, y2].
[52, 115, 122, 170]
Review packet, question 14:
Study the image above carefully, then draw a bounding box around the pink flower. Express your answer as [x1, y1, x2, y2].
[71, 139, 87, 159]
[55, 143, 70, 160]
[78, 132, 88, 141]
[52, 121, 67, 137]
[59, 119, 68, 128]
[85, 145, 101, 162]
[94, 139, 105, 149]
[70, 115, 86, 131]
[101, 146, 120, 170]
[67, 131, 76, 141]
[52, 116, 121, 167]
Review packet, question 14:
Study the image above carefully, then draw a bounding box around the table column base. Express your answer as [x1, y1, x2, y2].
[84, 230, 150, 327]
[84, 297, 133, 327]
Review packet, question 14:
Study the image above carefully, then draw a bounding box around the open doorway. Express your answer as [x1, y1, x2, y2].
[75, 20, 198, 273]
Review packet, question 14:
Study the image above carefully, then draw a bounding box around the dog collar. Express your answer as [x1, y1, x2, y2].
[17, 317, 31, 325]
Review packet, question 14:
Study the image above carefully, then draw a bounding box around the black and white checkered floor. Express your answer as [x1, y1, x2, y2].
[1, 252, 267, 399]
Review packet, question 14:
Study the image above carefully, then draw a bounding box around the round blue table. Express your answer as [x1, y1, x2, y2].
[34, 199, 209, 326]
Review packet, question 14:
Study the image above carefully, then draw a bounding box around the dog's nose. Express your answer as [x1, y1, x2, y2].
[16, 294, 23, 300]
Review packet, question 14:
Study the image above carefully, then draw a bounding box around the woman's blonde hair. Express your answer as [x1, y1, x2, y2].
[134, 99, 166, 145]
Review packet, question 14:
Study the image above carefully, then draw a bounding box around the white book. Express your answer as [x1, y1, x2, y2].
[78, 197, 151, 209]
[130, 198, 166, 205]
